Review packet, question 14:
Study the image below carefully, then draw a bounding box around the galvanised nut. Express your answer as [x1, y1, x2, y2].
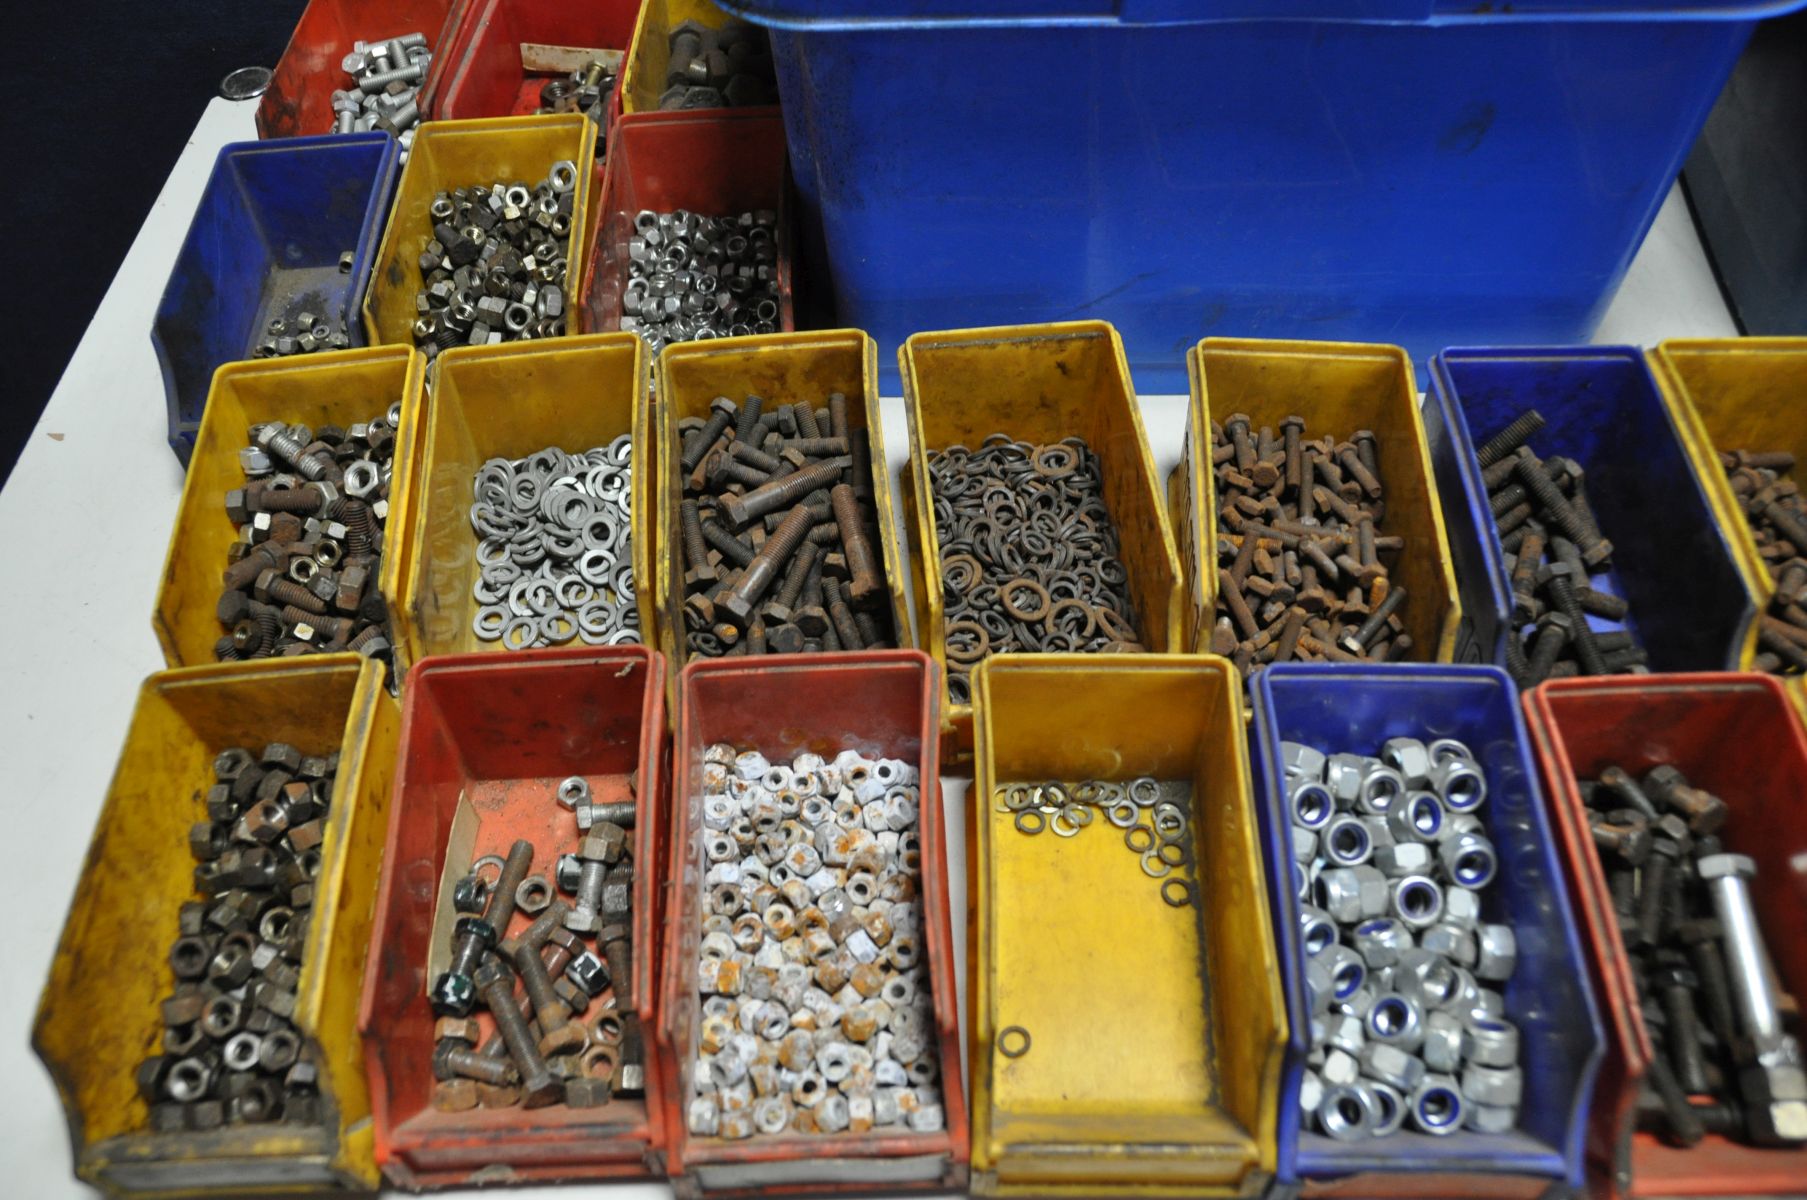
[1421, 922, 1477, 969]
[1411, 1075, 1466, 1136]
[1429, 757, 1487, 813]
[1438, 832, 1498, 890]
[1461, 1063, 1524, 1108]
[1317, 944, 1366, 1007]
[1422, 1009, 1465, 1072]
[1365, 992, 1426, 1052]
[1282, 741, 1328, 781]
[1355, 762, 1407, 815]
[1352, 918, 1414, 969]
[1385, 791, 1445, 844]
[1466, 1101, 1517, 1134]
[1380, 737, 1432, 787]
[1289, 776, 1335, 830]
[1318, 867, 1370, 923]
[1327, 1012, 1366, 1057]
[1318, 1083, 1375, 1141]
[1299, 905, 1339, 957]
[1375, 841, 1433, 879]
[1322, 815, 1373, 867]
[1322, 1048, 1360, 1087]
[1389, 875, 1444, 929]
[1364, 1080, 1408, 1136]
[1475, 923, 1517, 983]
[1325, 754, 1369, 805]
[1462, 1016, 1519, 1068]
[1442, 885, 1481, 930]
[1360, 1042, 1426, 1093]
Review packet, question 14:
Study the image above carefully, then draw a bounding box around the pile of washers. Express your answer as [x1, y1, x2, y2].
[993, 777, 1198, 909]
[1281, 736, 1521, 1140]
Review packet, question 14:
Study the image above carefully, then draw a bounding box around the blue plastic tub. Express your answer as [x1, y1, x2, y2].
[1247, 664, 1603, 1196]
[153, 133, 400, 463]
[723, 0, 1802, 389]
[1424, 346, 1754, 673]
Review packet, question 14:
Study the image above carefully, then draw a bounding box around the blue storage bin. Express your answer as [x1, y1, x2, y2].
[1247, 663, 1603, 1195]
[153, 133, 400, 463]
[1423, 345, 1754, 673]
[724, 0, 1803, 389]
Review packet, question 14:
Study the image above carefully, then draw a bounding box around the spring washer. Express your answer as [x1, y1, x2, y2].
[1013, 810, 1046, 836]
[472, 604, 510, 641]
[1125, 825, 1156, 854]
[1129, 777, 1162, 807]
[1060, 802, 1093, 828]
[1158, 840, 1189, 867]
[998, 1025, 1032, 1058]
[1140, 851, 1172, 879]
[501, 615, 540, 650]
[1153, 808, 1187, 840]
[1162, 879, 1195, 908]
[1049, 810, 1081, 838]
[1107, 799, 1140, 829]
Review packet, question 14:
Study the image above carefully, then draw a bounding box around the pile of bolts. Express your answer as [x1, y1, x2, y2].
[332, 32, 432, 157]
[1580, 761, 1807, 1146]
[1209, 414, 1413, 682]
[538, 59, 618, 147]
[1721, 447, 1807, 674]
[1282, 736, 1522, 1140]
[428, 777, 643, 1111]
[141, 742, 337, 1131]
[678, 392, 895, 658]
[660, 19, 777, 110]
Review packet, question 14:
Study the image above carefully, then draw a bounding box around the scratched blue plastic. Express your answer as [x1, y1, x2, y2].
[1247, 664, 1603, 1190]
[153, 133, 400, 464]
[1424, 346, 1754, 672]
[722, 0, 1801, 389]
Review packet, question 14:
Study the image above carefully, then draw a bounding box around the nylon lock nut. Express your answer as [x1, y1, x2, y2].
[1422, 1009, 1465, 1072]
[1462, 1016, 1520, 1068]
[1461, 1063, 1524, 1108]
[1352, 917, 1413, 969]
[1360, 1042, 1426, 1093]
[1355, 762, 1407, 815]
[1365, 992, 1425, 1052]
[1281, 741, 1328, 782]
[1380, 737, 1433, 787]
[1475, 923, 1517, 981]
[1319, 865, 1388, 923]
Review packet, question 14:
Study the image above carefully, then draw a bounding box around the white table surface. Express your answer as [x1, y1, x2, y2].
[0, 95, 1738, 1198]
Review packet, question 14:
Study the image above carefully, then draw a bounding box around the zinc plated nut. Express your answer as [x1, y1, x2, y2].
[1422, 1009, 1465, 1072]
[1360, 1042, 1427, 1093]
[1411, 1075, 1466, 1136]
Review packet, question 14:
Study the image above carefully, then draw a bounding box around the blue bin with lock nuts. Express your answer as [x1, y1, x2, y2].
[721, 0, 1805, 389]
[1423, 345, 1755, 674]
[154, 132, 400, 463]
[1247, 663, 1604, 1197]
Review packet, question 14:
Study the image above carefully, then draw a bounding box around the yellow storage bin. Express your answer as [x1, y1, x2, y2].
[154, 347, 426, 674]
[901, 320, 1183, 766]
[32, 656, 400, 1197]
[622, 0, 765, 115]
[392, 333, 654, 668]
[969, 654, 1284, 1197]
[1647, 337, 1807, 670]
[361, 115, 598, 348]
[655, 329, 911, 692]
[1170, 337, 1461, 664]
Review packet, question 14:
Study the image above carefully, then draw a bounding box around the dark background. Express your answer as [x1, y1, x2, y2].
[0, 1, 306, 484]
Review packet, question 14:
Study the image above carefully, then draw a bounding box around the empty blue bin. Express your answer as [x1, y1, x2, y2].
[724, 0, 1803, 389]
[153, 133, 400, 463]
[1424, 346, 1754, 673]
[1247, 663, 1603, 1196]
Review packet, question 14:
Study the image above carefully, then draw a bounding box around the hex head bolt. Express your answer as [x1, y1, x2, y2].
[1540, 563, 1607, 674]
[1525, 612, 1572, 684]
[765, 539, 819, 624]
[567, 853, 609, 934]
[1677, 918, 1742, 1048]
[1217, 568, 1261, 640]
[1656, 965, 1713, 1095]
[1514, 454, 1613, 567]
[1340, 585, 1407, 654]
[701, 519, 756, 569]
[723, 457, 848, 528]
[720, 503, 815, 629]
[474, 962, 563, 1108]
[604, 937, 634, 1010]
[435, 1040, 520, 1086]
[1337, 446, 1383, 501]
[823, 576, 865, 649]
[1635, 839, 1679, 947]
[679, 499, 719, 590]
[508, 900, 573, 1031]
[1224, 413, 1256, 473]
[1644, 1047, 1707, 1147]
[1475, 409, 1546, 468]
[257, 425, 330, 481]
[1754, 490, 1807, 555]
[831, 484, 882, 604]
[681, 399, 737, 474]
[1643, 764, 1728, 835]
[1597, 765, 1661, 822]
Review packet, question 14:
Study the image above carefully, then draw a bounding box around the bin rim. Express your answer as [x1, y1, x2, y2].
[716, 0, 1807, 30]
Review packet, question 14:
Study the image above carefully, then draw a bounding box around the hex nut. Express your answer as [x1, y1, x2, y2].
[1318, 944, 1366, 1006]
[1299, 1067, 1324, 1116]
[1380, 737, 1432, 787]
[1430, 756, 1487, 813]
[1327, 1013, 1366, 1058]
[1375, 841, 1433, 879]
[1356, 761, 1407, 815]
[1410, 1075, 1466, 1136]
[1360, 1041, 1426, 1093]
[1282, 741, 1328, 781]
[1322, 1047, 1360, 1087]
[1365, 992, 1425, 1052]
[1390, 875, 1445, 929]
[1462, 1016, 1520, 1068]
[1289, 778, 1335, 831]
[1439, 831, 1498, 890]
[1421, 922, 1477, 968]
[1461, 1063, 1523, 1108]
[1387, 791, 1446, 844]
[1326, 754, 1369, 804]
[1442, 885, 1481, 930]
[1466, 1101, 1517, 1134]
[1475, 923, 1517, 982]
[1318, 867, 1366, 923]
[1364, 1079, 1407, 1137]
[1352, 917, 1413, 969]
[1322, 815, 1373, 867]
[1299, 904, 1339, 957]
[1318, 1083, 1374, 1141]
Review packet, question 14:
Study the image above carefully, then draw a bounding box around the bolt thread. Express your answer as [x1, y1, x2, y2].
[728, 439, 781, 474]
[701, 519, 754, 568]
[831, 484, 881, 601]
[679, 500, 710, 570]
[259, 486, 323, 515]
[827, 393, 849, 440]
[773, 541, 820, 611]
[477, 969, 554, 1086]
[1476, 410, 1546, 467]
[214, 636, 244, 661]
[485, 840, 536, 935]
[446, 1045, 518, 1086]
[223, 545, 280, 591]
[1351, 585, 1406, 647]
[1544, 572, 1606, 674]
[267, 577, 327, 614]
[728, 458, 846, 526]
[254, 609, 282, 647]
[681, 406, 735, 473]
[792, 401, 821, 438]
[734, 394, 764, 443]
[1527, 620, 1568, 682]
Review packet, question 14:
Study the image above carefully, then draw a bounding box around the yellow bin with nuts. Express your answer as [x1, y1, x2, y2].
[655, 328, 912, 703]
[901, 320, 1184, 767]
[622, 0, 763, 115]
[1646, 337, 1807, 672]
[362, 114, 598, 348]
[32, 655, 400, 1196]
[969, 653, 1285, 1196]
[154, 346, 427, 675]
[1169, 338, 1461, 666]
[392, 333, 655, 669]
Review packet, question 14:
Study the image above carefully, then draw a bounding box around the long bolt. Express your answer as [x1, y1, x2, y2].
[720, 504, 815, 628]
[1637, 842, 1676, 947]
[1337, 446, 1383, 500]
[1644, 1051, 1706, 1147]
[831, 484, 881, 603]
[722, 457, 847, 527]
[679, 500, 717, 583]
[1280, 415, 1304, 496]
[1542, 564, 1607, 674]
[733, 394, 764, 444]
[436, 1041, 519, 1086]
[1659, 969, 1712, 1095]
[1476, 410, 1546, 468]
[1342, 585, 1406, 653]
[1516, 454, 1613, 566]
[485, 840, 536, 938]
[1678, 918, 1741, 1049]
[1526, 613, 1571, 684]
[824, 576, 864, 649]
[701, 519, 755, 569]
[474, 963, 559, 1105]
[681, 400, 736, 473]
[1698, 854, 1786, 1052]
[509, 901, 572, 1030]
[1225, 414, 1255, 472]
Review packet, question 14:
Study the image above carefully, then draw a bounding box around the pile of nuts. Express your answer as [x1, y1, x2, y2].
[678, 393, 895, 659]
[1208, 415, 1410, 681]
[686, 745, 944, 1139]
[1476, 409, 1648, 681]
[1720, 447, 1807, 674]
[537, 60, 618, 146]
[928, 436, 1144, 707]
[468, 438, 641, 649]
[141, 742, 336, 1132]
[253, 307, 353, 360]
[215, 409, 396, 669]
[428, 777, 644, 1111]
[1579, 761, 1806, 1146]
[619, 209, 782, 350]
[1282, 736, 1521, 1140]
[660, 19, 776, 110]
[411, 164, 580, 359]
[332, 32, 431, 157]
[994, 778, 1198, 908]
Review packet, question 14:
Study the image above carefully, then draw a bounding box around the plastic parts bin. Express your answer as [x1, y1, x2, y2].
[720, 0, 1805, 390]
[579, 109, 794, 339]
[392, 334, 653, 671]
[661, 651, 967, 1196]
[257, 0, 463, 138]
[624, 0, 781, 116]
[1647, 337, 1807, 668]
[1522, 673, 1807, 1198]
[1247, 663, 1603, 1197]
[900, 321, 1182, 766]
[1169, 337, 1461, 664]
[362, 114, 597, 348]
[153, 133, 400, 463]
[153, 347, 427, 674]
[33, 656, 398, 1196]
[435, 0, 641, 122]
[359, 645, 668, 1189]
[969, 653, 1284, 1197]
[1424, 345, 1753, 674]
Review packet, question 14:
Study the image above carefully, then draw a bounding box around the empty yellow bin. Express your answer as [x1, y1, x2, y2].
[968, 653, 1284, 1197]
[33, 656, 399, 1196]
[392, 333, 654, 669]
[362, 114, 597, 348]
[154, 347, 426, 675]
[901, 320, 1183, 767]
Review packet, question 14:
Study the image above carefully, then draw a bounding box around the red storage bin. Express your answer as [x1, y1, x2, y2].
[258, 0, 464, 138]
[579, 109, 795, 339]
[359, 645, 669, 1188]
[1523, 673, 1807, 1198]
[435, 0, 642, 121]
[660, 651, 968, 1197]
